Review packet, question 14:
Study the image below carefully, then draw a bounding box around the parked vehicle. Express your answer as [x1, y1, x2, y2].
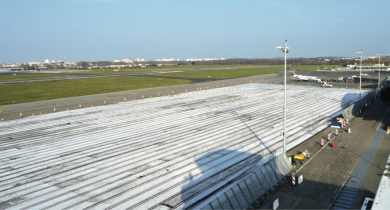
[321, 82, 332, 87]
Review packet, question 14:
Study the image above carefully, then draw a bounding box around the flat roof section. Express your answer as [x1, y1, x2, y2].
[0, 84, 369, 209]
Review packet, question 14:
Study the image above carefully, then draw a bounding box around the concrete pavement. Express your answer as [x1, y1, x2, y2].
[257, 98, 390, 209]
[0, 66, 266, 84]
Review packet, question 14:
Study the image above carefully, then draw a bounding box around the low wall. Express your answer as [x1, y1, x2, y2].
[342, 78, 390, 121]
[201, 154, 293, 210]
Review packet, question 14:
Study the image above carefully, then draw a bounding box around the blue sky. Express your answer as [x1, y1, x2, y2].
[1, 0, 389, 63]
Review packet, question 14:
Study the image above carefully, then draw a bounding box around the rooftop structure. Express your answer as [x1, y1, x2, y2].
[0, 84, 368, 209]
[122, 59, 134, 64]
[372, 152, 390, 210]
[0, 67, 24, 72]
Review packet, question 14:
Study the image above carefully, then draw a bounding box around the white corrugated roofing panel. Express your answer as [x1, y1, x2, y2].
[0, 84, 368, 210]
[372, 152, 390, 210]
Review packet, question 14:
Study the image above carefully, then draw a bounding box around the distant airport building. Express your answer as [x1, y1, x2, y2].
[87, 66, 100, 69]
[109, 65, 127, 68]
[29, 62, 41, 65]
[185, 58, 225, 62]
[122, 58, 134, 64]
[347, 63, 390, 70]
[0, 67, 25, 72]
[161, 58, 175, 62]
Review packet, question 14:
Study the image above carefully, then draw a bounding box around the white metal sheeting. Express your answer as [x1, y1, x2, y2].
[0, 84, 368, 210]
[372, 152, 390, 210]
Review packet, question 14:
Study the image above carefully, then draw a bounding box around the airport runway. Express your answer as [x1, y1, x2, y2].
[0, 67, 385, 85]
[0, 66, 266, 84]
[0, 71, 384, 121]
[257, 99, 390, 209]
[0, 75, 109, 84]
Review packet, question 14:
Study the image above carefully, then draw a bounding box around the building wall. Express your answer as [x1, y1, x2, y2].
[0, 67, 25, 72]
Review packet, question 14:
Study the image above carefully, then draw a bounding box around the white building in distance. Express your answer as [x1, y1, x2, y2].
[155, 58, 181, 62]
[161, 58, 175, 62]
[185, 58, 225, 62]
[122, 59, 134, 64]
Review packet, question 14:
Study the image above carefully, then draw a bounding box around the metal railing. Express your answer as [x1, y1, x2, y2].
[342, 78, 390, 121]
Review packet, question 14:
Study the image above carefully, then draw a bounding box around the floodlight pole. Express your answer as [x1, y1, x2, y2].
[276, 41, 289, 155]
[283, 40, 287, 155]
[359, 49, 362, 101]
[378, 53, 381, 89]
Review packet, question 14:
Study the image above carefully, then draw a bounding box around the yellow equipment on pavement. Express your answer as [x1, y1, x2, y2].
[293, 150, 310, 164]
[294, 154, 305, 164]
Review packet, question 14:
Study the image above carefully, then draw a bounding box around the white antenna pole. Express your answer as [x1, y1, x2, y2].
[283, 40, 287, 155]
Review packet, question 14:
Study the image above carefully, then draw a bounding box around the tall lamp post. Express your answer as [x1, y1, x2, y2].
[276, 40, 289, 155]
[357, 49, 362, 100]
[377, 53, 381, 88]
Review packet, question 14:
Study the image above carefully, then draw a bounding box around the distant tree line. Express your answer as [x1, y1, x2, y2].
[187, 57, 390, 66]
[18, 57, 390, 70]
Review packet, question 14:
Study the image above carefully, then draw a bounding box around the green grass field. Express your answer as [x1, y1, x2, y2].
[0, 74, 69, 80]
[152, 67, 281, 79]
[68, 65, 263, 74]
[0, 76, 191, 105]
[290, 65, 341, 71]
[60, 65, 340, 75]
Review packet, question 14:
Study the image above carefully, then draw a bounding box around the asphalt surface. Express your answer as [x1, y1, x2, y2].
[256, 98, 390, 210]
[0, 66, 265, 84]
[0, 70, 386, 121]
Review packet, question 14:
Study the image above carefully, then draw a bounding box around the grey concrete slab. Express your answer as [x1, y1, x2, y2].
[257, 99, 390, 210]
[0, 66, 267, 84]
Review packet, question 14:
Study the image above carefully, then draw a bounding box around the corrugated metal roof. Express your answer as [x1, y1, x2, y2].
[372, 153, 390, 210]
[0, 84, 368, 210]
